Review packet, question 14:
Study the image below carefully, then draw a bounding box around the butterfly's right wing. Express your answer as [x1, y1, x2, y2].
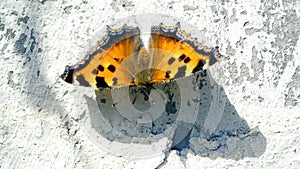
[148, 23, 222, 83]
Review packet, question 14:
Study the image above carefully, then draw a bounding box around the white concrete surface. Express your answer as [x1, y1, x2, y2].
[0, 0, 299, 168]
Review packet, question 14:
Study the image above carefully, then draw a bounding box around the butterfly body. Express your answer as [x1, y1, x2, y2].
[61, 23, 222, 89]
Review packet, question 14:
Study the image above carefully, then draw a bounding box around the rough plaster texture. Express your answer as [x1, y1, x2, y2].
[0, 0, 299, 168]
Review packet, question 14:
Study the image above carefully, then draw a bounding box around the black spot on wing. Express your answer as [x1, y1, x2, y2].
[192, 60, 205, 73]
[174, 66, 186, 78]
[112, 77, 118, 85]
[96, 76, 109, 88]
[107, 65, 116, 72]
[168, 57, 175, 65]
[98, 65, 104, 71]
[114, 58, 119, 62]
[178, 54, 186, 62]
[165, 70, 171, 79]
[92, 69, 98, 74]
[184, 57, 190, 63]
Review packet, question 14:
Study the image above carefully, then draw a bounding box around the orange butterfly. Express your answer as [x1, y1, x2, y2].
[61, 23, 222, 89]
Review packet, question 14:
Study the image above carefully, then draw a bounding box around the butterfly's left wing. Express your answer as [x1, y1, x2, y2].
[61, 25, 144, 89]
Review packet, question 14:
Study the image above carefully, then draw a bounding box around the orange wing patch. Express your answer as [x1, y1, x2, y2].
[61, 23, 222, 89]
[149, 24, 221, 83]
[61, 25, 143, 88]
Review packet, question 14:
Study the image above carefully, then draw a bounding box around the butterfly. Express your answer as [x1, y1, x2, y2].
[60, 22, 222, 89]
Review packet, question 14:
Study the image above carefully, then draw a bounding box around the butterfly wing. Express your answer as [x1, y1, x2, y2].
[148, 23, 222, 83]
[61, 25, 144, 89]
[61, 23, 223, 89]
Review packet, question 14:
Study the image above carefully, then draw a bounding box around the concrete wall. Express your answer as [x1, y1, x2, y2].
[0, 0, 299, 168]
